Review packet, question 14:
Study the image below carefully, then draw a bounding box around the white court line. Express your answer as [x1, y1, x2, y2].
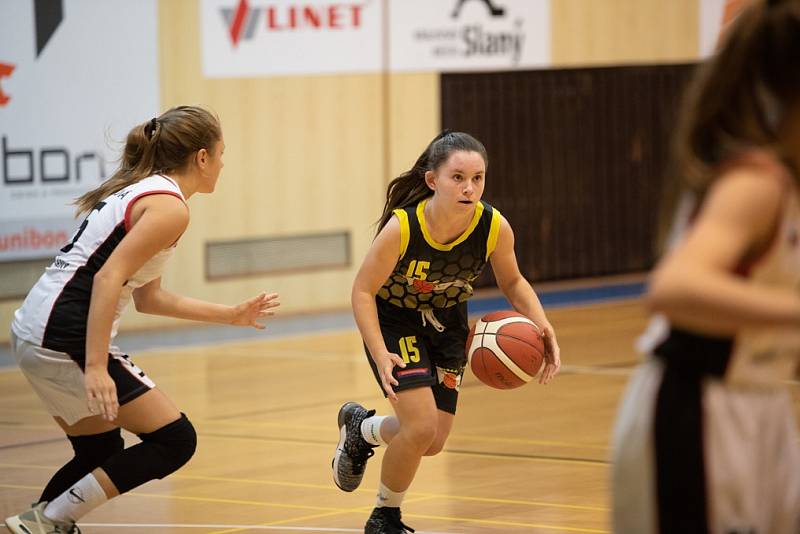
[79, 525, 457, 534]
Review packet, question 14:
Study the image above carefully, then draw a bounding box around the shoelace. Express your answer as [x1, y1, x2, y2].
[351, 447, 375, 473]
[346, 409, 376, 472]
[420, 309, 445, 332]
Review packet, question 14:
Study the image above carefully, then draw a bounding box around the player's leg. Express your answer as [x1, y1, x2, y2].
[333, 309, 431, 493]
[365, 386, 438, 534]
[7, 353, 195, 533]
[28, 387, 194, 529]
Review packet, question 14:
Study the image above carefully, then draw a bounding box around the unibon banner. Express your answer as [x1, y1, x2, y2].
[201, 0, 384, 77]
[389, 0, 549, 72]
[0, 0, 159, 261]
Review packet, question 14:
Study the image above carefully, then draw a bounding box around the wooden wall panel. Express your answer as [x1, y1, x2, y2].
[0, 0, 707, 341]
[551, 0, 698, 67]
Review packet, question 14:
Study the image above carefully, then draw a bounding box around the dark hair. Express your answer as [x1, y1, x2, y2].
[656, 0, 800, 247]
[74, 105, 222, 215]
[673, 0, 800, 195]
[376, 131, 488, 231]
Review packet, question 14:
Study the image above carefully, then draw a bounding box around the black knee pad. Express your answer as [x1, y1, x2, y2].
[139, 413, 197, 475]
[102, 413, 197, 494]
[68, 428, 124, 470]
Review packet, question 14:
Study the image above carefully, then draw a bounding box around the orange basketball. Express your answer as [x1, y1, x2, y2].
[466, 310, 545, 389]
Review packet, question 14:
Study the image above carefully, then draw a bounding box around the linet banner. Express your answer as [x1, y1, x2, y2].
[389, 0, 549, 72]
[0, 0, 159, 261]
[201, 0, 384, 78]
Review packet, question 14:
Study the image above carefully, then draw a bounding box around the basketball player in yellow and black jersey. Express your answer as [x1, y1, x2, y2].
[332, 131, 561, 533]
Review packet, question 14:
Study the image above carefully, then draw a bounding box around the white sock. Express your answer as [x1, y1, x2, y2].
[361, 415, 388, 446]
[376, 481, 406, 508]
[44, 473, 108, 524]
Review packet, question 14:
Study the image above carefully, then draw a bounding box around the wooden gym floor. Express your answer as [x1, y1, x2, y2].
[1, 298, 797, 533]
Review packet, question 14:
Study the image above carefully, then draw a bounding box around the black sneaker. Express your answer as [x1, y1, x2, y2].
[332, 401, 377, 492]
[364, 507, 415, 534]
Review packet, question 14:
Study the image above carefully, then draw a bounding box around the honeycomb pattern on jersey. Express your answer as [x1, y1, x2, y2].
[378, 253, 486, 310]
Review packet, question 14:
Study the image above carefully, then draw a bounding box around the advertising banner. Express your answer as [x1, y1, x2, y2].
[0, 0, 160, 261]
[201, 0, 384, 77]
[389, 0, 550, 72]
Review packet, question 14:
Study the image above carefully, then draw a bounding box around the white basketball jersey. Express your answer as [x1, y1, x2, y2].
[727, 182, 800, 386]
[641, 152, 800, 387]
[11, 175, 185, 357]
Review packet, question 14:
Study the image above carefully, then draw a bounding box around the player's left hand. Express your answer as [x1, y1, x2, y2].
[231, 292, 280, 329]
[538, 325, 561, 384]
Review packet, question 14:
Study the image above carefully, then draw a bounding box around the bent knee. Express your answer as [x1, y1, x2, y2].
[402, 422, 438, 451]
[423, 439, 446, 456]
[143, 413, 197, 472]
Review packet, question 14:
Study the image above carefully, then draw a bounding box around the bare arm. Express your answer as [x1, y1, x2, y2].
[490, 215, 560, 384]
[85, 194, 190, 420]
[133, 278, 279, 328]
[648, 169, 800, 336]
[351, 216, 407, 400]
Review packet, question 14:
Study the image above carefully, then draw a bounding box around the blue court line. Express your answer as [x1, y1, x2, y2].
[468, 281, 646, 316]
[0, 281, 645, 368]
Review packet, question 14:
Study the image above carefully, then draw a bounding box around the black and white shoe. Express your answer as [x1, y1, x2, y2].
[4, 502, 81, 534]
[364, 507, 415, 534]
[332, 401, 376, 492]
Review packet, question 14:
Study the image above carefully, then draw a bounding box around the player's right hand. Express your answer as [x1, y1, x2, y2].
[85, 365, 119, 421]
[373, 351, 406, 401]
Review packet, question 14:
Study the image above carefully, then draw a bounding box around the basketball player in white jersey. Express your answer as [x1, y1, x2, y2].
[5, 106, 279, 534]
[612, 1, 800, 532]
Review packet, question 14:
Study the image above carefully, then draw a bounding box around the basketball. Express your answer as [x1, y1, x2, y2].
[466, 310, 545, 389]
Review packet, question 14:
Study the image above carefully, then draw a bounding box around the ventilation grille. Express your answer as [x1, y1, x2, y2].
[0, 259, 50, 300]
[206, 231, 351, 280]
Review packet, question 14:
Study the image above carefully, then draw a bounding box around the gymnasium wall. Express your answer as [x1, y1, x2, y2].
[0, 0, 701, 342]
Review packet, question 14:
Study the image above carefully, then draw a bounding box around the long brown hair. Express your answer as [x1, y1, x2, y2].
[74, 106, 221, 215]
[673, 0, 800, 196]
[658, 0, 800, 246]
[377, 131, 488, 231]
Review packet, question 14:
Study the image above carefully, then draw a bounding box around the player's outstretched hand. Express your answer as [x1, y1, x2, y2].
[231, 292, 280, 329]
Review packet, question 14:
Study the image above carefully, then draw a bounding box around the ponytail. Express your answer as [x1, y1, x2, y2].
[376, 131, 488, 231]
[74, 106, 221, 216]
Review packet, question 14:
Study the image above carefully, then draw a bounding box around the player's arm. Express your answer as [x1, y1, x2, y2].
[351, 216, 407, 400]
[132, 278, 279, 328]
[84, 194, 189, 421]
[490, 215, 560, 383]
[648, 169, 800, 335]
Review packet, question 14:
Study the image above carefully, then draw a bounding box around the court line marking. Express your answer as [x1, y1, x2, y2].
[3, 485, 607, 533]
[203, 496, 439, 534]
[77, 523, 458, 534]
[193, 432, 611, 466]
[0, 471, 607, 512]
[191, 418, 611, 451]
[78, 525, 364, 532]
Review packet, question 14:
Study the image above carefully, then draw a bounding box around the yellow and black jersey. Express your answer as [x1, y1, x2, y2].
[377, 199, 501, 311]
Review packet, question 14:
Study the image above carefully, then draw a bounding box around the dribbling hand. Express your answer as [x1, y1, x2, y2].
[373, 350, 406, 401]
[538, 325, 561, 385]
[231, 292, 280, 329]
